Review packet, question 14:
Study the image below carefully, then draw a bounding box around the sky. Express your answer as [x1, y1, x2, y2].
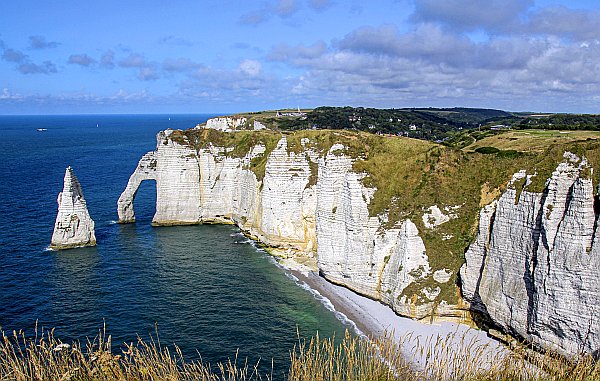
[1, 0, 600, 114]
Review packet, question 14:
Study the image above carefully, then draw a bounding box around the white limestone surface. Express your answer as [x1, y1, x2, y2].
[253, 121, 266, 130]
[50, 167, 96, 249]
[117, 151, 156, 223]
[153, 130, 203, 224]
[315, 146, 437, 319]
[460, 154, 600, 357]
[205, 117, 247, 131]
[118, 128, 600, 357]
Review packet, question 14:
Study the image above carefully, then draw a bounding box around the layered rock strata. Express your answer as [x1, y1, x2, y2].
[117, 151, 157, 223]
[202, 117, 247, 131]
[460, 153, 599, 357]
[119, 129, 599, 357]
[50, 166, 96, 249]
[315, 147, 437, 319]
[118, 130, 446, 319]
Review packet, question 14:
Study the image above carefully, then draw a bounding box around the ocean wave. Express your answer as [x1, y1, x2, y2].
[243, 237, 363, 337]
[296, 281, 364, 337]
[284, 272, 299, 282]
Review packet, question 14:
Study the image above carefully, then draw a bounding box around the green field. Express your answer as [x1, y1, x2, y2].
[464, 129, 600, 152]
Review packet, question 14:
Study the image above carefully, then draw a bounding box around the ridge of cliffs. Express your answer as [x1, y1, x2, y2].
[118, 122, 600, 357]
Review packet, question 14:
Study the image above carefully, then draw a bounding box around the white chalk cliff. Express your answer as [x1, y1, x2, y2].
[202, 117, 247, 132]
[460, 153, 599, 357]
[119, 129, 599, 357]
[50, 166, 96, 249]
[118, 130, 444, 316]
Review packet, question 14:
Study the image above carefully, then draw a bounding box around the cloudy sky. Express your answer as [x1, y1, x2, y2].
[1, 0, 600, 114]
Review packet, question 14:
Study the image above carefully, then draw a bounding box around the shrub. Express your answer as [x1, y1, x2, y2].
[475, 146, 500, 154]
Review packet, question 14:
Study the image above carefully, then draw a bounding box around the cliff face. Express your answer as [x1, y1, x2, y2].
[119, 130, 318, 250]
[118, 129, 448, 319]
[51, 166, 96, 249]
[314, 148, 437, 319]
[460, 153, 599, 357]
[119, 125, 599, 357]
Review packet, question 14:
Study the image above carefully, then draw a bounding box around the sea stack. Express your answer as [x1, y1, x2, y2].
[50, 166, 96, 250]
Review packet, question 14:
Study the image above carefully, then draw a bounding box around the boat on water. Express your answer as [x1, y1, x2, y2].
[36, 128, 47, 132]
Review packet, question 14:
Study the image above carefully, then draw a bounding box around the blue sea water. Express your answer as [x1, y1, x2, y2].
[0, 114, 350, 376]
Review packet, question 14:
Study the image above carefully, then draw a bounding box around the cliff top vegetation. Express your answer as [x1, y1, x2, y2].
[209, 106, 600, 145]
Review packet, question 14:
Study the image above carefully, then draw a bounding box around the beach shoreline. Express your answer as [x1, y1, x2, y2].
[277, 257, 510, 370]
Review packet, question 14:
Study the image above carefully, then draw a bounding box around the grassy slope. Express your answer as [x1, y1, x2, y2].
[465, 129, 600, 152]
[177, 127, 600, 306]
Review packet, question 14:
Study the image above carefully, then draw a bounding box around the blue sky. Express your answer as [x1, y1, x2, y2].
[1, 0, 600, 114]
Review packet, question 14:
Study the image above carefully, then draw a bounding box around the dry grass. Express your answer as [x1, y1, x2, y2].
[1, 326, 598, 381]
[0, 326, 269, 381]
[289, 331, 413, 381]
[289, 330, 600, 381]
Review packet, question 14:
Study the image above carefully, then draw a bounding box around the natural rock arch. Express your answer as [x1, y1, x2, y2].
[117, 152, 157, 223]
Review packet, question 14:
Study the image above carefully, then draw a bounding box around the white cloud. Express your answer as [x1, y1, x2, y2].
[118, 53, 147, 68]
[411, 0, 533, 32]
[68, 54, 96, 67]
[28, 35, 59, 49]
[0, 88, 23, 100]
[239, 59, 262, 76]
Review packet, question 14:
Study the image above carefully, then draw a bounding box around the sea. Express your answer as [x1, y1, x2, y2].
[0, 114, 352, 377]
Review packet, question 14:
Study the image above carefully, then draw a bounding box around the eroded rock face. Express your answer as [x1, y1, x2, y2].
[460, 153, 599, 357]
[50, 167, 96, 249]
[315, 147, 436, 319]
[117, 151, 157, 223]
[203, 117, 247, 131]
[119, 131, 440, 318]
[118, 131, 319, 249]
[119, 129, 599, 357]
[154, 130, 203, 224]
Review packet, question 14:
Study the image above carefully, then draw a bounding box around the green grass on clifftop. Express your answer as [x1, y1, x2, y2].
[355, 134, 600, 304]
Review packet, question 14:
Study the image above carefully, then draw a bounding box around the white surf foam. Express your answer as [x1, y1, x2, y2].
[240, 235, 364, 337]
[296, 280, 363, 336]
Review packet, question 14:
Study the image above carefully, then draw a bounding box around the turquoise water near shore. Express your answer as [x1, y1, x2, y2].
[0, 114, 349, 376]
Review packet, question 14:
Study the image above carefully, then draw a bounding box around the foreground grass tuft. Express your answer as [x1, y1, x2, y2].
[1, 327, 598, 381]
[0, 328, 266, 381]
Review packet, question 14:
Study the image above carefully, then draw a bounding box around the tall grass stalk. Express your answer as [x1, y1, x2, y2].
[0, 326, 268, 381]
[288, 330, 599, 381]
[0, 327, 597, 380]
